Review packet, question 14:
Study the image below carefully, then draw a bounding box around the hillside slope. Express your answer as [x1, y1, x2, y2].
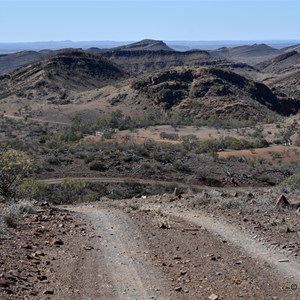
[67, 66, 293, 122]
[0, 50, 126, 104]
[210, 44, 280, 65]
[0, 50, 53, 76]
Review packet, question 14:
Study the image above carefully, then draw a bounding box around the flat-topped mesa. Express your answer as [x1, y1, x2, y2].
[110, 39, 175, 52]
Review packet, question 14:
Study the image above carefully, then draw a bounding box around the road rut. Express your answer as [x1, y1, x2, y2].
[66, 207, 171, 300]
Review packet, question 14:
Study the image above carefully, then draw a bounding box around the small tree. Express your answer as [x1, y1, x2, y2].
[0, 149, 34, 202]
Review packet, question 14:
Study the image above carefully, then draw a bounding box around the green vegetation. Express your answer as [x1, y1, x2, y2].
[59, 177, 87, 204]
[159, 132, 179, 140]
[0, 148, 34, 202]
[278, 174, 300, 193]
[42, 110, 272, 146]
[18, 178, 47, 202]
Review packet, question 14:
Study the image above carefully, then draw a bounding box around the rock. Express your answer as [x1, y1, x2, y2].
[0, 279, 11, 288]
[275, 195, 290, 209]
[20, 243, 33, 250]
[30, 290, 38, 295]
[174, 286, 182, 291]
[37, 275, 48, 281]
[44, 289, 54, 294]
[278, 259, 289, 262]
[52, 238, 64, 246]
[83, 245, 93, 251]
[208, 293, 219, 300]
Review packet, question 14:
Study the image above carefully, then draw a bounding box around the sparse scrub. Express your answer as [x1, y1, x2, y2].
[89, 160, 108, 171]
[0, 200, 34, 229]
[154, 209, 170, 229]
[18, 178, 47, 202]
[220, 198, 242, 209]
[0, 148, 34, 202]
[59, 177, 87, 204]
[269, 151, 283, 160]
[277, 174, 300, 193]
[159, 132, 179, 140]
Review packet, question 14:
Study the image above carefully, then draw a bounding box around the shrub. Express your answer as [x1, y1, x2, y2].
[18, 179, 47, 202]
[0, 149, 34, 202]
[294, 139, 300, 147]
[160, 132, 179, 140]
[0, 200, 34, 229]
[60, 178, 87, 203]
[277, 174, 300, 193]
[89, 160, 108, 171]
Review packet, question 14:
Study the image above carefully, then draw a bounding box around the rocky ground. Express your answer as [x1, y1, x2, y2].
[1, 188, 300, 300]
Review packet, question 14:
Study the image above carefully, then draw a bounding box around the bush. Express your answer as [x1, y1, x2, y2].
[160, 132, 179, 140]
[0, 149, 34, 202]
[89, 160, 108, 171]
[0, 200, 34, 229]
[223, 136, 252, 150]
[294, 139, 300, 147]
[277, 174, 300, 193]
[59, 178, 87, 203]
[18, 179, 47, 202]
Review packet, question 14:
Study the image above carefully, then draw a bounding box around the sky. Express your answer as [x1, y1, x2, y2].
[0, 0, 299, 42]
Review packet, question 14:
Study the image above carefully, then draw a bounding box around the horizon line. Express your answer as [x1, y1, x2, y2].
[1, 39, 300, 44]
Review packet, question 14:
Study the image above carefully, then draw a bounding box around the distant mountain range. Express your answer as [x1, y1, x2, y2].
[1, 39, 300, 123]
[1, 39, 300, 54]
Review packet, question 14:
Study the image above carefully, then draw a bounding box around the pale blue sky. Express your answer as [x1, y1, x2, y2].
[0, 0, 299, 42]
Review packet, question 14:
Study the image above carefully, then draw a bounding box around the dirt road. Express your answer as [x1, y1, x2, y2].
[167, 209, 300, 285]
[56, 207, 173, 300]
[49, 200, 300, 300]
[3, 114, 70, 125]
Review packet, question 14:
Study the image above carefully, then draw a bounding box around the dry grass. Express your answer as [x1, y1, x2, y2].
[0, 200, 34, 231]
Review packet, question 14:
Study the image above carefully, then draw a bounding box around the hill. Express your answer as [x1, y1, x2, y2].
[0, 50, 126, 105]
[256, 51, 300, 100]
[0, 50, 53, 76]
[129, 67, 286, 120]
[110, 39, 174, 52]
[281, 43, 300, 53]
[98, 49, 225, 75]
[63, 66, 294, 123]
[256, 51, 300, 74]
[210, 44, 279, 65]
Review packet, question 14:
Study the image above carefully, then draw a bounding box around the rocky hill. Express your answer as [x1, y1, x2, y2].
[0, 50, 53, 76]
[257, 51, 300, 74]
[281, 43, 300, 53]
[110, 39, 174, 52]
[129, 67, 288, 120]
[267, 71, 300, 101]
[0, 50, 126, 104]
[210, 44, 279, 65]
[70, 66, 294, 122]
[98, 49, 225, 75]
[256, 51, 300, 101]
